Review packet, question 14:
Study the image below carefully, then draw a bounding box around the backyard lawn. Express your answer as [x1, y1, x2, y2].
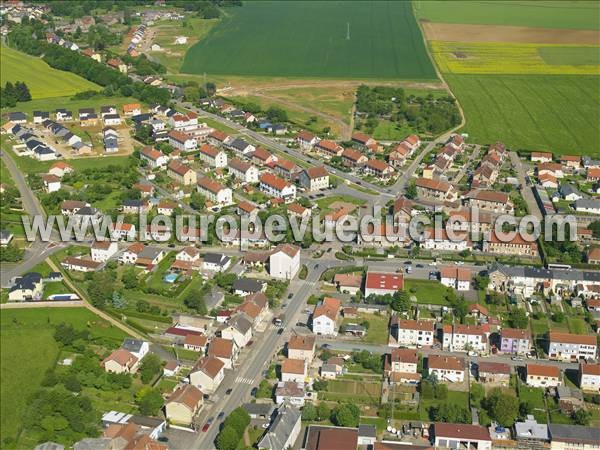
[418, 389, 469, 421]
[404, 279, 452, 306]
[342, 313, 390, 345]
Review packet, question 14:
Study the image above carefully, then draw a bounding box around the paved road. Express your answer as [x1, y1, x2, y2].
[191, 261, 322, 449]
[510, 151, 544, 221]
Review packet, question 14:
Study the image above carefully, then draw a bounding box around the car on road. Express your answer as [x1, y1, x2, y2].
[217, 412, 225, 420]
[287, 293, 294, 299]
[247, 340, 254, 346]
[207, 417, 214, 425]
[261, 423, 270, 429]
[512, 356, 524, 361]
[404, 261, 412, 265]
[416, 264, 423, 268]
[296, 322, 305, 327]
[251, 387, 258, 396]
[277, 328, 284, 334]
[405, 266, 412, 274]
[225, 388, 233, 395]
[321, 343, 330, 349]
[157, 437, 169, 443]
[202, 423, 210, 432]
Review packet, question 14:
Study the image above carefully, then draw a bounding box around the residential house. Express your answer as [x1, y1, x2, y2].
[333, 273, 362, 295]
[315, 139, 344, 158]
[287, 334, 315, 362]
[299, 166, 329, 191]
[202, 253, 231, 272]
[207, 337, 239, 369]
[197, 177, 232, 205]
[500, 328, 531, 354]
[444, 324, 489, 353]
[121, 199, 149, 215]
[548, 424, 600, 450]
[312, 297, 341, 336]
[275, 381, 306, 406]
[228, 138, 255, 155]
[428, 355, 465, 383]
[228, 158, 259, 184]
[189, 356, 225, 394]
[257, 401, 301, 450]
[415, 177, 458, 203]
[61, 256, 102, 272]
[91, 240, 118, 263]
[514, 415, 549, 448]
[433, 424, 491, 450]
[121, 339, 149, 360]
[296, 130, 319, 150]
[157, 199, 178, 216]
[483, 231, 538, 257]
[526, 364, 561, 388]
[101, 349, 139, 374]
[167, 160, 197, 185]
[465, 190, 514, 214]
[207, 130, 232, 147]
[8, 272, 43, 301]
[269, 243, 301, 279]
[221, 314, 253, 349]
[259, 173, 296, 202]
[280, 358, 307, 383]
[183, 334, 207, 353]
[273, 158, 298, 180]
[579, 362, 600, 392]
[42, 174, 61, 193]
[251, 147, 277, 166]
[304, 426, 359, 450]
[478, 362, 510, 385]
[390, 317, 435, 347]
[384, 348, 420, 385]
[168, 130, 197, 152]
[48, 162, 73, 178]
[575, 199, 600, 214]
[364, 272, 404, 297]
[140, 146, 168, 169]
[364, 159, 395, 179]
[531, 152, 553, 163]
[238, 201, 259, 218]
[560, 155, 581, 169]
[341, 148, 368, 167]
[103, 113, 121, 126]
[440, 266, 471, 291]
[548, 332, 597, 361]
[351, 132, 377, 151]
[165, 384, 203, 426]
[198, 144, 227, 168]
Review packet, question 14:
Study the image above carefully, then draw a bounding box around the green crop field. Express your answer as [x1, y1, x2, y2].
[414, 0, 600, 30]
[539, 46, 600, 65]
[445, 74, 600, 155]
[182, 0, 437, 79]
[0, 308, 128, 448]
[0, 46, 100, 99]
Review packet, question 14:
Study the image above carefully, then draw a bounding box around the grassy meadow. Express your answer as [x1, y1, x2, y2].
[182, 0, 437, 79]
[0, 308, 129, 448]
[0, 46, 100, 99]
[414, 0, 600, 30]
[445, 74, 600, 155]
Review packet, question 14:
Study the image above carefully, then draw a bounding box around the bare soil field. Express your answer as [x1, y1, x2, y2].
[422, 22, 600, 45]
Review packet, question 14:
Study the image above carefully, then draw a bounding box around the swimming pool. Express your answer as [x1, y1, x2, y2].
[164, 273, 179, 283]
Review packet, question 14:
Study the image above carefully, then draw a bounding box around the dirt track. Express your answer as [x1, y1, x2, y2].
[422, 22, 600, 45]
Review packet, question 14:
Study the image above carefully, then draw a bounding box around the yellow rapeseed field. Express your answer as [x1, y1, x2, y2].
[430, 41, 600, 75]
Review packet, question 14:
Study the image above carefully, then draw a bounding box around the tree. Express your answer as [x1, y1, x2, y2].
[139, 354, 162, 384]
[121, 267, 139, 289]
[216, 425, 240, 450]
[87, 271, 115, 308]
[392, 290, 411, 311]
[430, 403, 470, 423]
[572, 409, 591, 426]
[484, 389, 519, 427]
[473, 274, 489, 291]
[183, 288, 208, 315]
[332, 404, 360, 427]
[317, 402, 330, 421]
[255, 379, 273, 399]
[508, 308, 529, 329]
[302, 403, 317, 421]
[136, 388, 163, 415]
[552, 311, 565, 323]
[111, 291, 126, 309]
[519, 400, 534, 417]
[266, 106, 288, 123]
[405, 181, 417, 199]
[0, 243, 24, 262]
[313, 379, 328, 391]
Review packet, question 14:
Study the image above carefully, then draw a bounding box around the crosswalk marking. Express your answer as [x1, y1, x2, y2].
[235, 376, 254, 385]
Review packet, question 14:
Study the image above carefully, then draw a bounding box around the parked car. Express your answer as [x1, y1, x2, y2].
[251, 387, 258, 396]
[217, 412, 225, 420]
[202, 423, 210, 432]
[225, 388, 233, 395]
[277, 328, 284, 335]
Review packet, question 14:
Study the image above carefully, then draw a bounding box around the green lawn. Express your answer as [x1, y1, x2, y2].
[342, 313, 390, 344]
[321, 379, 382, 405]
[370, 120, 417, 141]
[445, 74, 600, 155]
[182, 0, 437, 79]
[567, 316, 589, 334]
[404, 279, 452, 305]
[419, 390, 469, 421]
[0, 308, 129, 448]
[539, 46, 600, 66]
[0, 46, 100, 99]
[414, 0, 600, 30]
[518, 385, 548, 423]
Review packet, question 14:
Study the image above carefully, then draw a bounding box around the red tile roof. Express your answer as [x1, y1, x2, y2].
[365, 272, 404, 291]
[197, 176, 226, 194]
[527, 363, 560, 378]
[434, 423, 490, 441]
[260, 172, 290, 191]
[549, 331, 597, 346]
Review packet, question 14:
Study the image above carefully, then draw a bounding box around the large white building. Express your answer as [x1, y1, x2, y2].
[390, 317, 435, 347]
[311, 297, 341, 336]
[188, 356, 225, 394]
[259, 173, 296, 202]
[548, 332, 598, 361]
[443, 324, 490, 353]
[196, 177, 232, 206]
[269, 244, 300, 279]
[579, 363, 600, 392]
[198, 144, 227, 168]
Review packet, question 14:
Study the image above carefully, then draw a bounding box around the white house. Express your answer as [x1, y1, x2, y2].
[91, 240, 118, 263]
[390, 317, 435, 347]
[526, 364, 561, 388]
[228, 158, 259, 184]
[198, 144, 227, 168]
[440, 266, 471, 291]
[364, 272, 404, 297]
[428, 355, 465, 383]
[221, 314, 253, 349]
[140, 146, 168, 168]
[579, 363, 600, 392]
[207, 337, 239, 369]
[269, 243, 300, 279]
[121, 339, 150, 361]
[280, 358, 307, 383]
[196, 177, 232, 205]
[548, 332, 598, 361]
[42, 174, 61, 193]
[189, 356, 225, 394]
[202, 253, 231, 272]
[103, 114, 121, 126]
[312, 297, 341, 336]
[259, 173, 296, 202]
[445, 324, 490, 353]
[168, 130, 197, 152]
[298, 166, 329, 191]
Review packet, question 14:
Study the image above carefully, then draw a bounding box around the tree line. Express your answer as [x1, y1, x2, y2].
[0, 81, 32, 108]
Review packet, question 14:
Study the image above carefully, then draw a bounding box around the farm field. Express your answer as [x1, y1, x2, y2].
[430, 41, 600, 75]
[0, 47, 100, 99]
[0, 308, 128, 448]
[182, 1, 437, 80]
[444, 74, 600, 155]
[414, 0, 600, 30]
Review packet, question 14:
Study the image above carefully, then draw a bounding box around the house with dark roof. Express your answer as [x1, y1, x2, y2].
[8, 272, 43, 301]
[258, 401, 301, 450]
